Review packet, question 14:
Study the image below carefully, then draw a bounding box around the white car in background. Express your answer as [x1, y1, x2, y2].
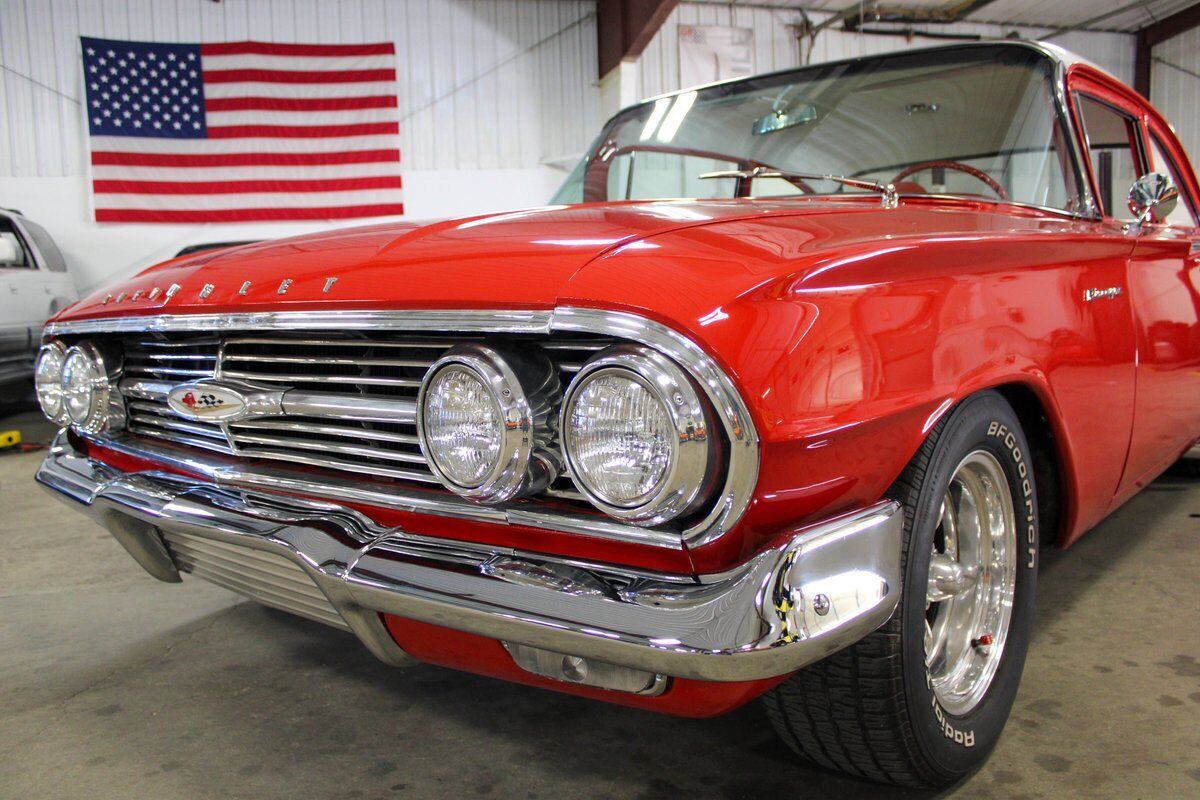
[0, 209, 77, 397]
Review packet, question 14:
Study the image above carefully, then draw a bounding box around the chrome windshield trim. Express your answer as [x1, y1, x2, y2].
[50, 307, 761, 550]
[895, 194, 1100, 221]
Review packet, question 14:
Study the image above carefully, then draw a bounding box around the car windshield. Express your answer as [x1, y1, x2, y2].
[553, 44, 1084, 213]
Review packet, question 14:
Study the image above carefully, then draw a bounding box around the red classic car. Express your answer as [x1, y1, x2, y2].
[34, 41, 1200, 788]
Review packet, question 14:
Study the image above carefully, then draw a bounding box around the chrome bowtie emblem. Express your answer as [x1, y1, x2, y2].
[167, 383, 248, 422]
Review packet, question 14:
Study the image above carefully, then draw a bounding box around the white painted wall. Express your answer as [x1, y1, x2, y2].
[1151, 27, 1200, 176]
[0, 0, 598, 291]
[633, 2, 1137, 99]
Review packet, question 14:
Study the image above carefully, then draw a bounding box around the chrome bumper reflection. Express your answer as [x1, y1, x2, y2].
[36, 435, 903, 682]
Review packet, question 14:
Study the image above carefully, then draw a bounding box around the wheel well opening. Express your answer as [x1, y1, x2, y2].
[993, 384, 1065, 548]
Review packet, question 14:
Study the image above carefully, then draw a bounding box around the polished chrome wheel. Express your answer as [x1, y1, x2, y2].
[924, 449, 1017, 715]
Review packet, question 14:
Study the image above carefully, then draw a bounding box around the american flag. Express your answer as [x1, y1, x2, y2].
[81, 36, 404, 223]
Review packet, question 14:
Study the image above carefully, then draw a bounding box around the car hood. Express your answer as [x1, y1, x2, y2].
[53, 197, 1076, 324]
[56, 200, 838, 321]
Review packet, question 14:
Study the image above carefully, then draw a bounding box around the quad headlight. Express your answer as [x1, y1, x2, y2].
[62, 343, 111, 432]
[417, 344, 560, 503]
[37, 341, 111, 433]
[34, 341, 69, 424]
[561, 345, 715, 525]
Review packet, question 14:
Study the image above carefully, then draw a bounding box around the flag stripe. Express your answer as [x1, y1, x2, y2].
[201, 54, 396, 71]
[91, 134, 399, 154]
[205, 108, 398, 126]
[204, 94, 397, 112]
[203, 68, 396, 84]
[92, 162, 402, 180]
[96, 204, 407, 222]
[201, 81, 397, 99]
[205, 122, 398, 139]
[91, 149, 398, 168]
[200, 41, 394, 57]
[94, 188, 402, 209]
[94, 176, 403, 195]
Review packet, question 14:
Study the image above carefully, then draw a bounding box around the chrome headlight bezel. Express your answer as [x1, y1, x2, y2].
[417, 344, 561, 504]
[561, 344, 715, 526]
[61, 342, 111, 433]
[35, 341, 70, 424]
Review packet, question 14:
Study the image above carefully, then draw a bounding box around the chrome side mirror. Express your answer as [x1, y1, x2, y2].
[1128, 172, 1178, 226]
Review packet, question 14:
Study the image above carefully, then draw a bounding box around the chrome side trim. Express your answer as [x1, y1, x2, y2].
[47, 307, 761, 550]
[38, 438, 901, 682]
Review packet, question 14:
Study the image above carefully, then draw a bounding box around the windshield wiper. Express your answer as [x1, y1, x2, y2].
[699, 166, 898, 208]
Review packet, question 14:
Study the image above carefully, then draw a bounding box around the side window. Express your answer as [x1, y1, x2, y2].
[19, 217, 68, 272]
[0, 224, 31, 269]
[1075, 94, 1145, 219]
[1147, 133, 1198, 228]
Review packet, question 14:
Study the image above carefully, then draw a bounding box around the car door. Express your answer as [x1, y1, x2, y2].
[13, 214, 78, 325]
[1071, 79, 1200, 497]
[1120, 117, 1200, 492]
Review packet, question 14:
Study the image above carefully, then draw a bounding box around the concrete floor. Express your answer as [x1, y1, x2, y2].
[1, 405, 1198, 800]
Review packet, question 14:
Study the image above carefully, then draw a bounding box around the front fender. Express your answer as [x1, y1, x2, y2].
[562, 212, 1134, 571]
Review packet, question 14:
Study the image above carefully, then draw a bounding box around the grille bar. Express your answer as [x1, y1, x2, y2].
[220, 369, 423, 388]
[231, 419, 420, 445]
[230, 432, 428, 464]
[235, 447, 441, 484]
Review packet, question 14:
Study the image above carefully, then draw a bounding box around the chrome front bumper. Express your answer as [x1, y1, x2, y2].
[36, 437, 903, 683]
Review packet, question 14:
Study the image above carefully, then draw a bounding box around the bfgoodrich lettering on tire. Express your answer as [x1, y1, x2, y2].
[763, 390, 1039, 788]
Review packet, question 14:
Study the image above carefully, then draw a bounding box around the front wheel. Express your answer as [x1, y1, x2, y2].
[763, 391, 1039, 788]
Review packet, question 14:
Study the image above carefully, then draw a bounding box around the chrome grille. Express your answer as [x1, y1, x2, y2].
[123, 337, 230, 453]
[162, 530, 348, 630]
[114, 331, 614, 501]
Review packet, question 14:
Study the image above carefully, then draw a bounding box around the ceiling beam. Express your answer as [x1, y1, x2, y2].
[1135, 1, 1200, 97]
[597, 0, 679, 77]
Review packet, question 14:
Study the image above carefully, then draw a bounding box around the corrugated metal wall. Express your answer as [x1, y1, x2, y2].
[0, 0, 599, 177]
[1151, 28, 1200, 175]
[636, 2, 1136, 99]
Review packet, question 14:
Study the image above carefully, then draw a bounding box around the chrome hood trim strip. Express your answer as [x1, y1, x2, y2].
[45, 309, 555, 337]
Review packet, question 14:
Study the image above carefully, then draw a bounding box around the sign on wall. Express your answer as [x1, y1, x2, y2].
[81, 36, 404, 223]
[678, 25, 754, 89]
